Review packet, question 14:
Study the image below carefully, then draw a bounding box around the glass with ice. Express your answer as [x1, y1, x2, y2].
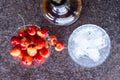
[68, 24, 111, 67]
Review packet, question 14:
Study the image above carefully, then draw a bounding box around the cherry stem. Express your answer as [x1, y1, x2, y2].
[18, 14, 26, 28]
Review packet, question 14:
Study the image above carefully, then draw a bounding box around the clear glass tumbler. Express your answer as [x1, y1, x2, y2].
[68, 24, 111, 68]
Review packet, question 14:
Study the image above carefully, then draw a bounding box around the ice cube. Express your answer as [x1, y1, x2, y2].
[86, 35, 107, 49]
[74, 37, 89, 50]
[95, 37, 107, 49]
[85, 48, 100, 62]
[74, 47, 86, 58]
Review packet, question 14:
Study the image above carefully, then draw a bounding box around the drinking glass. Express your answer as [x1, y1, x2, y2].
[68, 24, 111, 68]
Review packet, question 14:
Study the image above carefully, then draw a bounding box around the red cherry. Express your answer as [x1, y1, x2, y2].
[10, 36, 21, 45]
[29, 36, 35, 44]
[22, 56, 33, 66]
[20, 37, 30, 48]
[18, 27, 27, 37]
[19, 50, 28, 58]
[35, 37, 45, 50]
[38, 47, 50, 58]
[26, 25, 37, 36]
[55, 42, 65, 52]
[34, 53, 45, 65]
[37, 27, 48, 38]
[14, 50, 25, 61]
[10, 46, 22, 57]
[27, 44, 37, 57]
[49, 35, 58, 45]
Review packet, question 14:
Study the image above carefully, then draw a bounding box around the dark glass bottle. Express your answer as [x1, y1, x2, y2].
[41, 0, 82, 26]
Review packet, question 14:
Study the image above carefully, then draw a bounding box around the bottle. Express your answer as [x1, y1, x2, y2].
[41, 0, 82, 26]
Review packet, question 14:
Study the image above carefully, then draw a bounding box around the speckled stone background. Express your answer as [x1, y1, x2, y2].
[0, 0, 120, 80]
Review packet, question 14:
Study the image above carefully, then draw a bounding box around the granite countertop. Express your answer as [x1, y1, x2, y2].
[0, 0, 120, 80]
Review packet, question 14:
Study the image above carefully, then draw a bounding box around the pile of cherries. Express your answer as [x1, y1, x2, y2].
[10, 25, 64, 67]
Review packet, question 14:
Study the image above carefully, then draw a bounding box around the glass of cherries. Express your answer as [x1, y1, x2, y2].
[10, 24, 65, 67]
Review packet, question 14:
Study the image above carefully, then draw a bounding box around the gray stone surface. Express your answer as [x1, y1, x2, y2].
[0, 0, 120, 80]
